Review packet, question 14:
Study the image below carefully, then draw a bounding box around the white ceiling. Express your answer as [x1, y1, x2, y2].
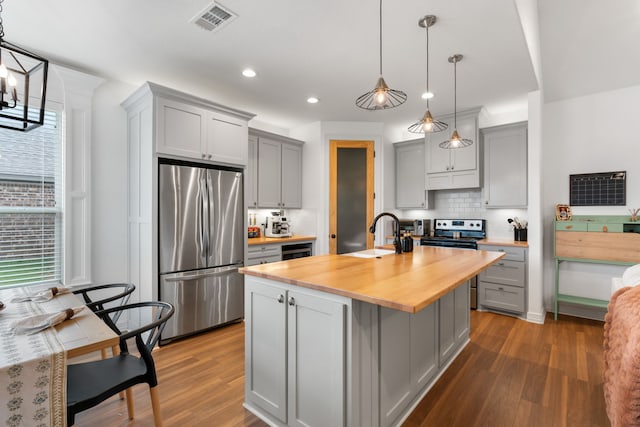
[3, 0, 639, 133]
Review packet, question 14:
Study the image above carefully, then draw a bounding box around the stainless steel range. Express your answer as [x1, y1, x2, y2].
[420, 219, 486, 309]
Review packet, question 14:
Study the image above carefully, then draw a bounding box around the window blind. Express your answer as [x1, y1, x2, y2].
[0, 110, 63, 287]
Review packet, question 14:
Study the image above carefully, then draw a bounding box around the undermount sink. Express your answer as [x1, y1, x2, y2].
[342, 248, 396, 258]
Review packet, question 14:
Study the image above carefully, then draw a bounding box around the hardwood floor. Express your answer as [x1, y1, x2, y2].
[73, 310, 608, 427]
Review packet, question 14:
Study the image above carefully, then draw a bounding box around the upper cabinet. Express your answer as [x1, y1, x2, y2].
[481, 122, 528, 208]
[149, 83, 254, 166]
[247, 135, 258, 208]
[394, 138, 433, 209]
[426, 108, 481, 190]
[250, 129, 304, 209]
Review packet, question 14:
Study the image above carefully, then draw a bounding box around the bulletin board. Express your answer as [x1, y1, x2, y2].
[569, 171, 626, 206]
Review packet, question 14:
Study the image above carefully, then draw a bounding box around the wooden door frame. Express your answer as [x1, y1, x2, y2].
[329, 140, 375, 254]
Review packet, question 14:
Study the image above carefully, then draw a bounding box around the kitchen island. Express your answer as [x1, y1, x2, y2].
[240, 245, 504, 427]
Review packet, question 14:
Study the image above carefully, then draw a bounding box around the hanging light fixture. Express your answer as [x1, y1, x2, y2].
[408, 15, 447, 134]
[439, 54, 472, 149]
[355, 0, 407, 110]
[0, 0, 48, 132]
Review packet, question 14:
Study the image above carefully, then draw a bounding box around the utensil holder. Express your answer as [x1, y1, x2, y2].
[514, 228, 527, 242]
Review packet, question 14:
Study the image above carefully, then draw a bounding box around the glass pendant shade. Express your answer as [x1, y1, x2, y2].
[408, 15, 447, 134]
[355, 0, 406, 110]
[439, 54, 473, 149]
[0, 1, 48, 132]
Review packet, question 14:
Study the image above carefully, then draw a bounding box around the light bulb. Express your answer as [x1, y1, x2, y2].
[7, 75, 16, 87]
[374, 89, 388, 106]
[0, 64, 7, 79]
[450, 136, 461, 148]
[423, 121, 433, 132]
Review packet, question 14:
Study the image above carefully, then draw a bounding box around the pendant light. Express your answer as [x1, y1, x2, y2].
[355, 0, 407, 110]
[408, 15, 447, 134]
[0, 0, 48, 131]
[439, 54, 473, 149]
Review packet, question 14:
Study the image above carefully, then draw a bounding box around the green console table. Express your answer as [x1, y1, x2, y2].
[554, 215, 640, 320]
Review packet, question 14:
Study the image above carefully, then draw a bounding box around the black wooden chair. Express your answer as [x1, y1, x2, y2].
[66, 301, 174, 427]
[72, 282, 136, 320]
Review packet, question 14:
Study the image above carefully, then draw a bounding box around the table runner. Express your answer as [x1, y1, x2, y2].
[0, 287, 67, 427]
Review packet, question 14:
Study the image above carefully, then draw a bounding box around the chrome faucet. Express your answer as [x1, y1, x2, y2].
[369, 212, 402, 254]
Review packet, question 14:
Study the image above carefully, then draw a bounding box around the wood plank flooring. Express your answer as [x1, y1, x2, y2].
[72, 310, 608, 427]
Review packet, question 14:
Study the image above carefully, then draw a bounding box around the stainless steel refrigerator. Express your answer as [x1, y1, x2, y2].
[158, 161, 244, 344]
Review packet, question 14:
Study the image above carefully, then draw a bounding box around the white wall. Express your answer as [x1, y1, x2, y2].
[91, 80, 136, 284]
[542, 84, 640, 317]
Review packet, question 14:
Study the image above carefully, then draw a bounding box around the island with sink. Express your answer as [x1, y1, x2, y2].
[239, 245, 505, 427]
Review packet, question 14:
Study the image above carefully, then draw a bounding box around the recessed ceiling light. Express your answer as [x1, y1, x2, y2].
[307, 97, 319, 104]
[421, 91, 434, 100]
[242, 69, 257, 78]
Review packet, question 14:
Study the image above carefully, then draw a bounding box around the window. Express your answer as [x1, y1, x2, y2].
[0, 109, 63, 287]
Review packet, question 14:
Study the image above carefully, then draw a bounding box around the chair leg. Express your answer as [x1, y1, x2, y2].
[125, 388, 135, 420]
[150, 386, 163, 427]
[109, 345, 127, 400]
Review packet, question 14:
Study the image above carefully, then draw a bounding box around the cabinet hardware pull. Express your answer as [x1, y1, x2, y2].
[202, 153, 206, 158]
[288, 297, 295, 306]
[277, 294, 284, 303]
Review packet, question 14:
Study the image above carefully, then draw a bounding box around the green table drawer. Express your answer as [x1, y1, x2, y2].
[555, 221, 588, 231]
[586, 222, 624, 232]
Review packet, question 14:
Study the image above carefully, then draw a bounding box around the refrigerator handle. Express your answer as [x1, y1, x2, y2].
[198, 172, 208, 261]
[203, 170, 211, 257]
[164, 266, 240, 282]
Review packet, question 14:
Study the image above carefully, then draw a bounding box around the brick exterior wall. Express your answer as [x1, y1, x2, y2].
[0, 180, 57, 260]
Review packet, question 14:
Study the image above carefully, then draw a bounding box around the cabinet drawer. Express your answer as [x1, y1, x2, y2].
[478, 260, 525, 287]
[555, 221, 588, 231]
[246, 255, 282, 266]
[587, 222, 624, 233]
[478, 245, 525, 262]
[478, 282, 525, 314]
[248, 245, 281, 259]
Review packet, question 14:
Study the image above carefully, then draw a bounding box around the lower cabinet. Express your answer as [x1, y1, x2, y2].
[245, 279, 346, 426]
[246, 244, 282, 266]
[379, 303, 438, 427]
[439, 281, 470, 366]
[477, 244, 527, 315]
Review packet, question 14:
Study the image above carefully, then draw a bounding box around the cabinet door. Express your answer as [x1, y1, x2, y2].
[205, 112, 248, 165]
[257, 138, 282, 208]
[245, 281, 288, 422]
[287, 291, 345, 427]
[438, 291, 455, 366]
[281, 143, 303, 209]
[379, 307, 413, 427]
[454, 281, 470, 341]
[449, 113, 478, 172]
[426, 133, 451, 173]
[395, 140, 427, 209]
[247, 136, 258, 208]
[483, 123, 527, 208]
[411, 302, 438, 392]
[156, 97, 204, 159]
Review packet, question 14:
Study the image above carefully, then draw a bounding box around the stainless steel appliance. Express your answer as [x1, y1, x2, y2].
[413, 219, 431, 237]
[420, 219, 486, 309]
[158, 160, 244, 344]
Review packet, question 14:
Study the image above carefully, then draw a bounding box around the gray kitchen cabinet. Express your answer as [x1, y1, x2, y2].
[426, 108, 481, 190]
[247, 135, 258, 208]
[394, 138, 433, 209]
[245, 279, 346, 426]
[482, 122, 528, 208]
[246, 244, 282, 266]
[439, 281, 470, 367]
[252, 129, 304, 209]
[379, 303, 438, 427]
[477, 244, 527, 315]
[122, 82, 253, 302]
[153, 86, 252, 165]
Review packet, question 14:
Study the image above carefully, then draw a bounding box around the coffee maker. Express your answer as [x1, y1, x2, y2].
[266, 212, 292, 238]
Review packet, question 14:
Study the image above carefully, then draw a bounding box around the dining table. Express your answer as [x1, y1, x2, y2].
[0, 285, 119, 427]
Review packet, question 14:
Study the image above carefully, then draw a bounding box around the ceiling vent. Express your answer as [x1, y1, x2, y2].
[191, 2, 237, 33]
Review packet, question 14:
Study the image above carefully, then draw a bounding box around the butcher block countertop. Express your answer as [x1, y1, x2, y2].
[248, 235, 316, 245]
[240, 245, 505, 313]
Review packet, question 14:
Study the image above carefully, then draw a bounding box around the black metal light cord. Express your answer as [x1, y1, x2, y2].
[425, 21, 430, 109]
[378, 0, 383, 76]
[453, 58, 457, 128]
